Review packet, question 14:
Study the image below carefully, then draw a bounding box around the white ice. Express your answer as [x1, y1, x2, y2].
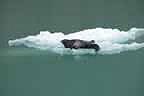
[8, 28, 144, 55]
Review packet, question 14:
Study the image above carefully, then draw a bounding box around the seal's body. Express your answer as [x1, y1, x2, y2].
[61, 39, 100, 51]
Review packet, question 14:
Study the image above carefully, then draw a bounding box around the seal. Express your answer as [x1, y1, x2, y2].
[61, 39, 100, 51]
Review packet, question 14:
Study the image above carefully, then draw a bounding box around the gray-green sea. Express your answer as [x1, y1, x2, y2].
[0, 0, 144, 96]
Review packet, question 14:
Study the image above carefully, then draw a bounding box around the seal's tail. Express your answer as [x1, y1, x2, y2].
[93, 44, 100, 52]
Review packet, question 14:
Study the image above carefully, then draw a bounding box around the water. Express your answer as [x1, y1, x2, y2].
[1, 0, 144, 96]
[1, 48, 144, 96]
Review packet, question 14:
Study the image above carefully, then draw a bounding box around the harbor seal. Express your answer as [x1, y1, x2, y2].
[61, 39, 100, 51]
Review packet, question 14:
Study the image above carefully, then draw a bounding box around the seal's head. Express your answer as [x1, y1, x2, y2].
[61, 39, 74, 48]
[61, 39, 68, 44]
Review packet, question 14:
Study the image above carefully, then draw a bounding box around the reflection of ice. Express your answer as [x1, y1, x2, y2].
[8, 28, 144, 55]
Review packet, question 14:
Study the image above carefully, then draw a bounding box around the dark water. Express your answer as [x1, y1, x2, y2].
[1, 0, 144, 96]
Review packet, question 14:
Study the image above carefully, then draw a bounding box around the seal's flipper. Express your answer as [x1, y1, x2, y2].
[93, 44, 100, 51]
